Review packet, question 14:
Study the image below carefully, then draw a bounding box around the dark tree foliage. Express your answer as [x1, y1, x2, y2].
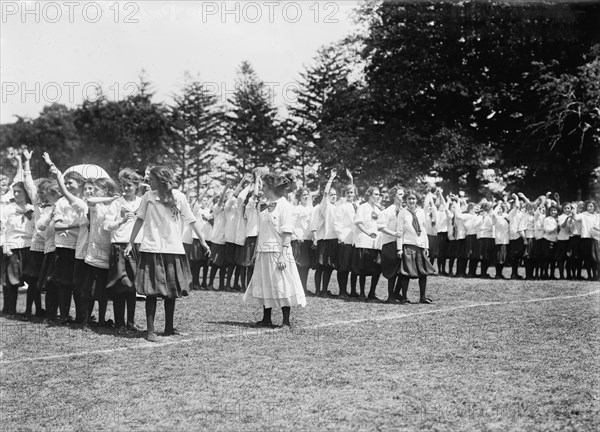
[224, 61, 285, 176]
[169, 75, 225, 192]
[356, 0, 600, 198]
[72, 78, 172, 177]
[287, 44, 365, 188]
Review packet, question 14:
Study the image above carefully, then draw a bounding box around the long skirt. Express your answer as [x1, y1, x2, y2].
[352, 247, 381, 276]
[338, 243, 355, 273]
[136, 252, 192, 299]
[380, 242, 402, 279]
[291, 239, 315, 269]
[107, 243, 139, 296]
[399, 244, 436, 279]
[316, 239, 338, 269]
[243, 250, 306, 308]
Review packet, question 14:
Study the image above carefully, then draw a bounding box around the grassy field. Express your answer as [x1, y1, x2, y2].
[1, 272, 599, 432]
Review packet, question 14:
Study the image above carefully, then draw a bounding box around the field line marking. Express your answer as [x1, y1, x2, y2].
[1, 289, 598, 365]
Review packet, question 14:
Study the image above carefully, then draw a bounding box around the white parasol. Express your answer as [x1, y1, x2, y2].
[62, 164, 110, 180]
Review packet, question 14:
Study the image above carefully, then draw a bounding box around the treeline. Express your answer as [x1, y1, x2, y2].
[1, 1, 599, 199]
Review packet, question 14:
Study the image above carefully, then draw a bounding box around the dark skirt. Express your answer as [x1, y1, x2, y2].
[538, 238, 555, 261]
[352, 247, 381, 276]
[51, 247, 77, 285]
[478, 238, 496, 263]
[184, 240, 209, 264]
[136, 252, 192, 299]
[380, 242, 401, 279]
[37, 252, 56, 292]
[399, 244, 436, 279]
[447, 240, 458, 259]
[210, 243, 226, 268]
[291, 240, 315, 269]
[580, 238, 593, 262]
[496, 244, 507, 265]
[236, 236, 257, 267]
[465, 235, 478, 259]
[338, 243, 355, 273]
[529, 238, 542, 260]
[437, 232, 449, 260]
[23, 250, 44, 279]
[316, 239, 338, 269]
[508, 238, 525, 262]
[427, 234, 439, 259]
[83, 264, 108, 301]
[106, 243, 138, 296]
[224, 242, 237, 266]
[455, 238, 467, 259]
[569, 235, 581, 259]
[554, 240, 569, 261]
[2, 247, 30, 287]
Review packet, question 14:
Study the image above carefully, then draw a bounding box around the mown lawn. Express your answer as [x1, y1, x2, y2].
[1, 273, 599, 432]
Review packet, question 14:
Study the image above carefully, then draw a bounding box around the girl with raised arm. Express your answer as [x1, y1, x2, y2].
[125, 166, 210, 342]
[243, 172, 305, 327]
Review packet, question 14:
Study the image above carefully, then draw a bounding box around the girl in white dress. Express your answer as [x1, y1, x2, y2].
[243, 172, 306, 327]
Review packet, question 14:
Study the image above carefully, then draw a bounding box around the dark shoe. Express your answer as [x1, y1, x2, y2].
[338, 291, 350, 298]
[419, 298, 434, 304]
[510, 274, 523, 280]
[99, 319, 114, 328]
[399, 298, 412, 304]
[127, 322, 142, 332]
[349, 292, 360, 299]
[164, 328, 183, 336]
[367, 295, 380, 302]
[254, 320, 275, 328]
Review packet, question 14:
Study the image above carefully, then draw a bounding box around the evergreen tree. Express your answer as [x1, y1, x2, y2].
[169, 73, 225, 193]
[224, 61, 285, 176]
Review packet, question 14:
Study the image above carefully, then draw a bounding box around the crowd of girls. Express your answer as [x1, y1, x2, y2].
[2, 149, 600, 337]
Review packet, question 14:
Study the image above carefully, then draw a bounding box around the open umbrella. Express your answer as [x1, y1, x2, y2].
[62, 164, 110, 180]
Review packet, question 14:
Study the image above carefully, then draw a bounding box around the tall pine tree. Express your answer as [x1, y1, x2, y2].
[224, 61, 285, 176]
[169, 73, 225, 193]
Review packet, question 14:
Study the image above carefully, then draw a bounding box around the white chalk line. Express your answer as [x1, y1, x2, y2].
[1, 289, 598, 365]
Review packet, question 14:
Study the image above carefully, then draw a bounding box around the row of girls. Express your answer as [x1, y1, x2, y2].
[1, 152, 307, 335]
[286, 172, 600, 305]
[0, 149, 213, 341]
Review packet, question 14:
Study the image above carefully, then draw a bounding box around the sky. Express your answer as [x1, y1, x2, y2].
[0, 1, 361, 124]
